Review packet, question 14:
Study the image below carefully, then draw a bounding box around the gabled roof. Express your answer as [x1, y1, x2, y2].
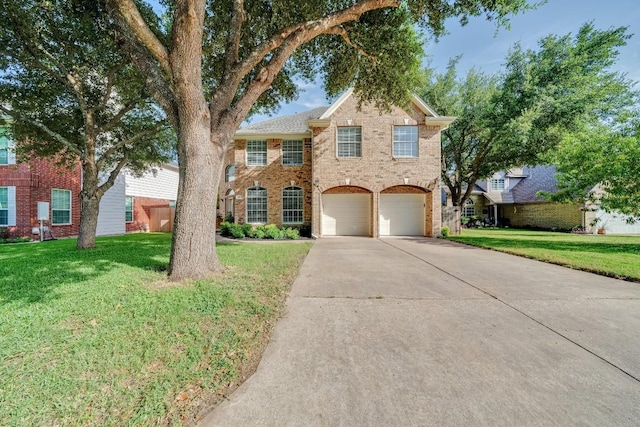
[235, 89, 454, 138]
[235, 106, 328, 138]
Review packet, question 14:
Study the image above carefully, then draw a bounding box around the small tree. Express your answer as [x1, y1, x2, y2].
[421, 23, 634, 233]
[0, 0, 173, 248]
[106, 0, 530, 280]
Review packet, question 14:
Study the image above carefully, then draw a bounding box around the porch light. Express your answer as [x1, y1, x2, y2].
[345, 178, 351, 185]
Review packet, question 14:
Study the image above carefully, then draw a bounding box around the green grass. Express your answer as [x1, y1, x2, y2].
[0, 234, 311, 426]
[448, 228, 640, 281]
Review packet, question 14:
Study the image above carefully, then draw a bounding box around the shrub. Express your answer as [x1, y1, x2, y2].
[224, 212, 234, 223]
[253, 228, 266, 239]
[283, 227, 299, 240]
[219, 221, 233, 237]
[296, 223, 312, 238]
[229, 223, 245, 238]
[263, 224, 283, 239]
[0, 237, 31, 244]
[440, 226, 450, 237]
[241, 223, 254, 237]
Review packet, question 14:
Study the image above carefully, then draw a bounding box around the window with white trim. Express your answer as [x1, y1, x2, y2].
[247, 187, 267, 223]
[282, 187, 303, 224]
[337, 127, 361, 158]
[393, 125, 418, 157]
[282, 140, 303, 166]
[462, 199, 475, 217]
[490, 178, 505, 191]
[246, 140, 267, 166]
[0, 187, 8, 225]
[225, 164, 235, 182]
[0, 129, 15, 165]
[51, 189, 72, 225]
[125, 196, 133, 222]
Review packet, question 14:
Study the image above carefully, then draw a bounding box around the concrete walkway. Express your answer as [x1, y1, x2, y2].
[201, 237, 640, 426]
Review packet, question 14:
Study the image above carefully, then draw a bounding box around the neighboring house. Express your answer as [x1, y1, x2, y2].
[0, 128, 82, 239]
[97, 164, 179, 235]
[451, 165, 640, 234]
[219, 89, 455, 237]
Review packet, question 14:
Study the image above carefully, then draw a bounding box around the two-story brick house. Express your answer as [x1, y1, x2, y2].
[219, 89, 454, 237]
[0, 127, 82, 239]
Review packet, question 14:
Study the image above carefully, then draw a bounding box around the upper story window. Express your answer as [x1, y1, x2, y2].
[282, 140, 303, 166]
[51, 189, 72, 225]
[393, 126, 418, 158]
[282, 187, 303, 224]
[337, 126, 361, 158]
[247, 187, 267, 223]
[125, 196, 133, 222]
[246, 140, 267, 166]
[462, 199, 475, 217]
[490, 178, 505, 191]
[0, 130, 15, 165]
[225, 164, 236, 182]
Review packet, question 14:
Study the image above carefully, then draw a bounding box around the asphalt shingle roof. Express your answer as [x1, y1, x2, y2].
[511, 165, 558, 203]
[239, 106, 329, 134]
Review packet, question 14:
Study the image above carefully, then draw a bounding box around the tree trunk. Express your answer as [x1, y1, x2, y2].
[77, 193, 100, 248]
[76, 157, 103, 249]
[168, 118, 225, 281]
[451, 206, 461, 235]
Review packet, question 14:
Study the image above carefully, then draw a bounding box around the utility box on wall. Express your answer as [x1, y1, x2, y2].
[37, 202, 50, 221]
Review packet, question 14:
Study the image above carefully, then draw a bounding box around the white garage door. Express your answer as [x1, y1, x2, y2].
[322, 193, 371, 236]
[379, 193, 425, 236]
[596, 210, 640, 234]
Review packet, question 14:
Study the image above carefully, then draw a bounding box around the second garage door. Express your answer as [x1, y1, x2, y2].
[379, 193, 425, 236]
[321, 193, 371, 236]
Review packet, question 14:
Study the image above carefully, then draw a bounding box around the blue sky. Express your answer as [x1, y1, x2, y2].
[251, 0, 640, 122]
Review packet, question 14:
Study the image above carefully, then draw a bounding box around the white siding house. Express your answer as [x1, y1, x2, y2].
[96, 173, 126, 236]
[125, 165, 179, 200]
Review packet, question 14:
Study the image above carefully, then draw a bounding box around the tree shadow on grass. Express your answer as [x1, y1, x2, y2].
[0, 233, 174, 305]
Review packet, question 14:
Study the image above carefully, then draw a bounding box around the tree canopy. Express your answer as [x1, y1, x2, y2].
[0, 0, 173, 248]
[420, 22, 634, 232]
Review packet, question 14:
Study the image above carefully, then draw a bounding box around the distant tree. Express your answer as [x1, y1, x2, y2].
[106, 0, 531, 280]
[544, 116, 640, 220]
[421, 23, 634, 233]
[0, 0, 173, 249]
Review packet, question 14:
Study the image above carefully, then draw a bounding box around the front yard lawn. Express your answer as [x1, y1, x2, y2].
[0, 233, 311, 426]
[448, 229, 640, 282]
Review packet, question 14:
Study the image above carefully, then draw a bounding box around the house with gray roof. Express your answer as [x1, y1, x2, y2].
[218, 89, 455, 238]
[459, 165, 640, 234]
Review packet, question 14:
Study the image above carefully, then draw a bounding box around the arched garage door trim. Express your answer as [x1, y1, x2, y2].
[379, 185, 427, 236]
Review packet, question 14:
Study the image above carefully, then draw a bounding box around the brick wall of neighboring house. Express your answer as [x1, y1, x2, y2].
[226, 137, 313, 226]
[0, 157, 81, 239]
[312, 96, 442, 237]
[501, 202, 582, 229]
[126, 196, 174, 232]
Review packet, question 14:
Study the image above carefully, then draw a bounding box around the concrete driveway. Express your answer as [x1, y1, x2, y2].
[201, 237, 640, 426]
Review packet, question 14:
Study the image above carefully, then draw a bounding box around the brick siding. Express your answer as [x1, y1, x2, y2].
[126, 196, 174, 232]
[501, 202, 582, 229]
[0, 157, 81, 239]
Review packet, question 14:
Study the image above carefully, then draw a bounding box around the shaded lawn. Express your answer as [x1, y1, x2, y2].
[0, 233, 311, 426]
[448, 228, 640, 281]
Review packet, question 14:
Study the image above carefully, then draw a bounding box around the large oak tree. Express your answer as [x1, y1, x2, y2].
[421, 23, 633, 233]
[0, 0, 173, 248]
[106, 0, 530, 280]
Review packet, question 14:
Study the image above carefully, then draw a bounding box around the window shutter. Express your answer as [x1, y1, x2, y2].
[7, 186, 16, 226]
[7, 139, 16, 165]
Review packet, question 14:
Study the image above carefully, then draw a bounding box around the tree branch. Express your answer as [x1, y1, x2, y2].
[0, 105, 83, 156]
[97, 153, 130, 199]
[225, 0, 246, 70]
[106, 0, 171, 77]
[325, 26, 377, 64]
[212, 0, 399, 122]
[96, 121, 166, 170]
[98, 100, 139, 134]
[94, 63, 127, 113]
